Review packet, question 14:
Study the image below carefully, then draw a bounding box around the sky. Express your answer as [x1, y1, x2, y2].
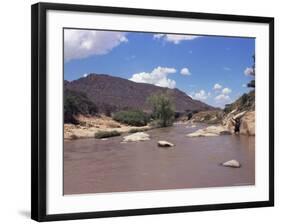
[64, 29, 255, 108]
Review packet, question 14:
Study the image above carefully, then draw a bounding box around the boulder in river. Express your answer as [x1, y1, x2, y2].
[222, 160, 241, 168]
[122, 132, 150, 142]
[187, 125, 231, 137]
[222, 110, 255, 136]
[240, 111, 255, 136]
[158, 140, 174, 147]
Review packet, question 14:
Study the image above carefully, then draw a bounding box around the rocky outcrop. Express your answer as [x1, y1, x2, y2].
[191, 110, 223, 124]
[122, 132, 150, 142]
[239, 111, 255, 136]
[158, 141, 174, 147]
[187, 125, 231, 137]
[222, 160, 241, 168]
[184, 90, 255, 137]
[222, 110, 255, 136]
[223, 110, 247, 134]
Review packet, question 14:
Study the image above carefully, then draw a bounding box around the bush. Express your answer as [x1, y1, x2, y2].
[147, 92, 175, 127]
[113, 110, 149, 126]
[64, 89, 98, 124]
[128, 127, 150, 133]
[94, 130, 121, 139]
[224, 90, 255, 113]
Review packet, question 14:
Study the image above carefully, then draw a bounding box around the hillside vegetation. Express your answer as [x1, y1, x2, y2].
[64, 89, 98, 124]
[224, 90, 255, 114]
[113, 110, 149, 127]
[64, 74, 214, 114]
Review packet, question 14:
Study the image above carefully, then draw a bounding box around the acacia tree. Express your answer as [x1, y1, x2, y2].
[148, 92, 175, 127]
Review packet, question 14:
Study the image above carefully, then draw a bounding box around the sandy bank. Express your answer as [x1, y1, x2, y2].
[64, 115, 151, 140]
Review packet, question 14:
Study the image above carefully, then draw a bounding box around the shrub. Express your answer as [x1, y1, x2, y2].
[94, 130, 121, 139]
[113, 110, 149, 126]
[128, 127, 150, 133]
[223, 90, 255, 113]
[69, 134, 79, 140]
[147, 92, 175, 127]
[204, 114, 212, 121]
[64, 89, 98, 124]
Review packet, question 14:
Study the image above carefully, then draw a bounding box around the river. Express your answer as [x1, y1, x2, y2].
[64, 123, 255, 195]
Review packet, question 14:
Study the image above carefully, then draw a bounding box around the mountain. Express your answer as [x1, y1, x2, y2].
[64, 74, 214, 114]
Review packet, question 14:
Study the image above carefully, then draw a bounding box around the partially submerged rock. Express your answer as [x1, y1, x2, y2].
[158, 140, 174, 147]
[222, 160, 241, 168]
[122, 132, 150, 142]
[222, 110, 255, 136]
[187, 125, 231, 137]
[185, 124, 196, 128]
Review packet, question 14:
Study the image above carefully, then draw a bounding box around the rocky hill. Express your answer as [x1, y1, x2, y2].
[64, 74, 214, 114]
[188, 90, 255, 136]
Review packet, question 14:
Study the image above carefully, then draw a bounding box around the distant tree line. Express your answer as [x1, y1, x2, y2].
[64, 88, 176, 128]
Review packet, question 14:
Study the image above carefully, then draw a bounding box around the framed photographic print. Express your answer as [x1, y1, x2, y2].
[31, 2, 274, 222]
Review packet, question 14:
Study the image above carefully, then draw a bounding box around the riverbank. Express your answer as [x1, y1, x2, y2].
[64, 115, 152, 140]
[188, 110, 255, 137]
[64, 108, 255, 141]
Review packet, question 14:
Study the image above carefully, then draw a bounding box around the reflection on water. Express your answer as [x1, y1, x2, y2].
[64, 124, 255, 195]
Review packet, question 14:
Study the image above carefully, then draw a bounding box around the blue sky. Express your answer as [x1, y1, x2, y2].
[64, 29, 255, 108]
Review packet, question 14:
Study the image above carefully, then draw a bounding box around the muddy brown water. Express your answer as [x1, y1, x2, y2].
[64, 124, 255, 195]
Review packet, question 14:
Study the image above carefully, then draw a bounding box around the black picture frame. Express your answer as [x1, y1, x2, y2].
[31, 2, 274, 222]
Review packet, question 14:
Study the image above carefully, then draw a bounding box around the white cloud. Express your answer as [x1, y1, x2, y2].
[222, 87, 232, 95]
[153, 34, 200, 44]
[244, 67, 254, 76]
[214, 86, 232, 106]
[215, 94, 231, 102]
[193, 90, 208, 101]
[64, 30, 127, 61]
[153, 34, 165, 39]
[129, 66, 177, 89]
[242, 84, 247, 87]
[180, 67, 191, 76]
[83, 73, 88, 77]
[213, 83, 222, 90]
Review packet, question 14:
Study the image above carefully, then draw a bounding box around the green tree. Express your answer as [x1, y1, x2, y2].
[148, 92, 175, 127]
[247, 54, 255, 88]
[64, 89, 98, 124]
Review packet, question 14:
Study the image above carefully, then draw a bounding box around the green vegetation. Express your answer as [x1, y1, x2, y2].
[94, 130, 121, 139]
[148, 92, 175, 127]
[247, 54, 255, 88]
[128, 127, 150, 133]
[224, 90, 255, 114]
[191, 110, 223, 124]
[224, 54, 255, 114]
[64, 89, 98, 124]
[113, 110, 149, 126]
[247, 80, 255, 88]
